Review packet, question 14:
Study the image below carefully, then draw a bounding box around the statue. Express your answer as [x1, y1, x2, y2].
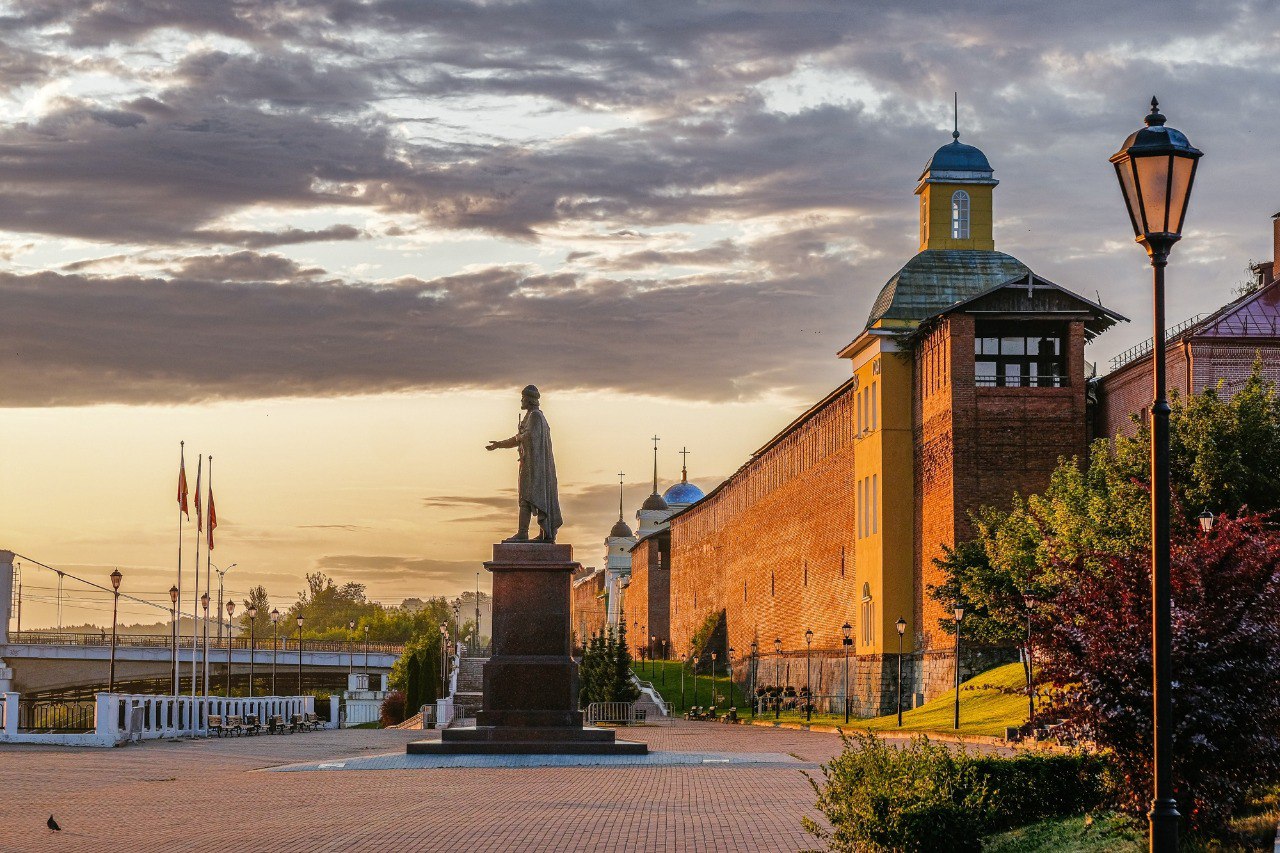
[486, 385, 563, 543]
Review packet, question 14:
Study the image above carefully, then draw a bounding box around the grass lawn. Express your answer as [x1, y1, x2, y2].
[637, 660, 1031, 737]
[984, 813, 1143, 852]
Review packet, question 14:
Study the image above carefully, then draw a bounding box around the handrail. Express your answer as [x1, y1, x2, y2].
[1109, 313, 1206, 372]
[6, 631, 405, 655]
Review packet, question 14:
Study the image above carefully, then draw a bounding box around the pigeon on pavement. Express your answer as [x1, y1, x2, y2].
[47, 815, 61, 832]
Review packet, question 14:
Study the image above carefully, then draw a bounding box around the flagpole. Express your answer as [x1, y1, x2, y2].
[192, 454, 204, 716]
[176, 442, 184, 702]
[204, 455, 214, 700]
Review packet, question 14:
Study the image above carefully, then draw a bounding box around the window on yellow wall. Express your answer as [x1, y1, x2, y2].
[951, 190, 970, 239]
[920, 196, 928, 243]
[872, 473, 878, 534]
[870, 381, 878, 431]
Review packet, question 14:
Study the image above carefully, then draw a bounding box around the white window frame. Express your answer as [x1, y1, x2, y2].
[951, 190, 970, 239]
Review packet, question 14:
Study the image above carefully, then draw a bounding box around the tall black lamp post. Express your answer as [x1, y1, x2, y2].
[952, 602, 964, 730]
[364, 624, 370, 685]
[749, 639, 758, 717]
[1111, 97, 1202, 853]
[270, 608, 280, 696]
[224, 600, 236, 697]
[169, 584, 179, 696]
[296, 614, 304, 697]
[348, 619, 356, 681]
[841, 622, 852, 724]
[727, 647, 736, 710]
[1023, 589, 1037, 727]
[773, 637, 782, 719]
[200, 592, 210, 696]
[895, 617, 907, 727]
[804, 628, 813, 722]
[247, 605, 258, 698]
[108, 569, 122, 693]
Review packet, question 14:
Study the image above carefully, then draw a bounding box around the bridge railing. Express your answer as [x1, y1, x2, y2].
[7, 631, 405, 655]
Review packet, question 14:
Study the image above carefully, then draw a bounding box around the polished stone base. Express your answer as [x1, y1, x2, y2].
[408, 726, 647, 755]
[411, 541, 647, 757]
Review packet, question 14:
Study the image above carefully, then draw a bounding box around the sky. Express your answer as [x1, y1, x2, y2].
[2, 0, 1278, 629]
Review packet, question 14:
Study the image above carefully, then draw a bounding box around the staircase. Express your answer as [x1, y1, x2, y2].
[452, 656, 487, 721]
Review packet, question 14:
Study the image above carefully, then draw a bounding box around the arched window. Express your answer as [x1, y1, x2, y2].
[861, 583, 875, 646]
[951, 190, 970, 239]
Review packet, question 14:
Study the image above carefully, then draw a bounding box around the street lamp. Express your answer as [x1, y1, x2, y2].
[749, 639, 758, 718]
[1198, 509, 1215, 533]
[296, 614, 304, 697]
[1111, 96, 1202, 853]
[200, 592, 209, 696]
[108, 569, 122, 694]
[348, 619, 356, 680]
[774, 637, 782, 720]
[895, 617, 907, 727]
[225, 599, 236, 697]
[841, 622, 852, 724]
[804, 628, 814, 722]
[270, 608, 280, 696]
[440, 623, 449, 697]
[727, 647, 736, 711]
[710, 651, 718, 706]
[247, 605, 258, 698]
[1023, 590, 1037, 728]
[364, 624, 370, 684]
[660, 639, 668, 687]
[952, 602, 965, 730]
[650, 635, 656, 677]
[169, 584, 180, 696]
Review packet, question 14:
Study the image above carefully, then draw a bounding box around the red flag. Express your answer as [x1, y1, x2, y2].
[177, 446, 189, 517]
[194, 456, 204, 534]
[207, 488, 217, 551]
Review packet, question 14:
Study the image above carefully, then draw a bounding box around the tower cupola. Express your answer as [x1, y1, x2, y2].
[916, 100, 997, 252]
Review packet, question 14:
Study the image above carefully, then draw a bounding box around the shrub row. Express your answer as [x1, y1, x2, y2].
[804, 732, 1111, 853]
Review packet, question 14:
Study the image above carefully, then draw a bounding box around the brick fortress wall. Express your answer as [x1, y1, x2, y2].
[624, 533, 670, 659]
[666, 379, 901, 712]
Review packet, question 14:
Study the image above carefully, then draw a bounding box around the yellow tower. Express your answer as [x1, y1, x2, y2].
[915, 126, 998, 252]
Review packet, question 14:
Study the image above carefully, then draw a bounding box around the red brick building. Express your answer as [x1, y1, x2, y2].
[1097, 214, 1280, 437]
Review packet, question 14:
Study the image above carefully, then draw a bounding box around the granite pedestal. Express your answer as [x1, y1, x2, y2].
[408, 542, 646, 755]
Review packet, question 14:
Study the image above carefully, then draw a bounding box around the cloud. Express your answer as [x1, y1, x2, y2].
[313, 554, 479, 586]
[171, 251, 327, 282]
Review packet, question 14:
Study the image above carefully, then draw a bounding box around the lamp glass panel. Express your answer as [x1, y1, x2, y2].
[1115, 160, 1142, 237]
[1167, 155, 1196, 236]
[1136, 153, 1171, 234]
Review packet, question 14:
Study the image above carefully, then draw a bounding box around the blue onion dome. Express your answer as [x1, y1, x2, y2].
[609, 518, 634, 538]
[640, 492, 669, 511]
[924, 139, 992, 174]
[663, 481, 705, 505]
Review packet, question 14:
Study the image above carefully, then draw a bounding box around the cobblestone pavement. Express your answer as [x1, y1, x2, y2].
[0, 720, 881, 852]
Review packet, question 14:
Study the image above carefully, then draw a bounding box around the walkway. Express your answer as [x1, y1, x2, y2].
[0, 719, 865, 851]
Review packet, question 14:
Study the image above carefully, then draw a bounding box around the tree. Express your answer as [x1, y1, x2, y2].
[1037, 515, 1280, 831]
[578, 626, 639, 706]
[237, 585, 271, 633]
[930, 362, 1280, 642]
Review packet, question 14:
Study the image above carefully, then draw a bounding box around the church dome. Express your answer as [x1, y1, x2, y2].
[609, 518, 634, 538]
[923, 139, 992, 175]
[640, 492, 670, 511]
[663, 481, 705, 505]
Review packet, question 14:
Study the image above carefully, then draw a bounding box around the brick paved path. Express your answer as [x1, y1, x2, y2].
[0, 720, 869, 852]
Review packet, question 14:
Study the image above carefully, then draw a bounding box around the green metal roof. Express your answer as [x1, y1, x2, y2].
[866, 250, 1031, 328]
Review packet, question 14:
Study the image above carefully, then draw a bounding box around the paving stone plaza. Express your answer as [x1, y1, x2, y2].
[0, 720, 909, 852]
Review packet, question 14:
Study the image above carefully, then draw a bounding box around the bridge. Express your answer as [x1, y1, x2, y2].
[0, 549, 404, 696]
[1, 631, 402, 694]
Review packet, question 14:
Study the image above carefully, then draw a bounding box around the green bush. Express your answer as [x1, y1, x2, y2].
[804, 732, 1112, 852]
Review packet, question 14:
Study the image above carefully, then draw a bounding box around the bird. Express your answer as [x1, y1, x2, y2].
[47, 815, 61, 832]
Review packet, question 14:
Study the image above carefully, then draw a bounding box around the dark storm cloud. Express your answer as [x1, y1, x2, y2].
[172, 251, 327, 281]
[0, 246, 854, 405]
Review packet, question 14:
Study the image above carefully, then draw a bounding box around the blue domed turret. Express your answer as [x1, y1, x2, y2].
[663, 481, 704, 506]
[923, 140, 992, 175]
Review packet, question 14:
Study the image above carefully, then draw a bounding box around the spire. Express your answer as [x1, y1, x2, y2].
[953, 92, 959, 140]
[679, 446, 690, 483]
[650, 435, 660, 494]
[617, 471, 625, 521]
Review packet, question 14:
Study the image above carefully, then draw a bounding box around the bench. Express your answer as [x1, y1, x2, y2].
[268, 714, 290, 735]
[684, 706, 701, 721]
[208, 715, 225, 738]
[243, 714, 263, 735]
[303, 712, 324, 730]
[719, 707, 738, 723]
[225, 715, 245, 737]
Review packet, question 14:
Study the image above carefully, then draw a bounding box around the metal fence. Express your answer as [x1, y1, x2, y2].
[18, 699, 96, 732]
[584, 701, 645, 725]
[751, 693, 851, 717]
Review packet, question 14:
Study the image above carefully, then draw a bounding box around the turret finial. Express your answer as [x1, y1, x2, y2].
[617, 471, 625, 521]
[679, 446, 690, 483]
[953, 92, 960, 140]
[650, 435, 660, 494]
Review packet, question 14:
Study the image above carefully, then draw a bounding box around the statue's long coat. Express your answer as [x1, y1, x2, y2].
[518, 408, 563, 535]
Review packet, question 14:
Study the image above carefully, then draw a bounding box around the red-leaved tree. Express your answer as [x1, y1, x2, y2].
[1037, 514, 1280, 831]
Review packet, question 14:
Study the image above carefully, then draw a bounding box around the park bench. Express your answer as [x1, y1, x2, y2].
[243, 714, 263, 735]
[207, 715, 225, 737]
[225, 715, 245, 737]
[290, 713, 305, 732]
[704, 705, 719, 720]
[268, 714, 289, 734]
[719, 707, 738, 723]
[303, 712, 324, 730]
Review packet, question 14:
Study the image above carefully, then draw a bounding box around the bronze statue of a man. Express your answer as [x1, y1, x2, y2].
[486, 384, 563, 543]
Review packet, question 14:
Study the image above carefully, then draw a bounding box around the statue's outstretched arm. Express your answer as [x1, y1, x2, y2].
[486, 433, 521, 451]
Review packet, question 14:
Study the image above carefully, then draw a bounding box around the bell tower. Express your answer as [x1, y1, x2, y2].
[916, 104, 997, 252]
